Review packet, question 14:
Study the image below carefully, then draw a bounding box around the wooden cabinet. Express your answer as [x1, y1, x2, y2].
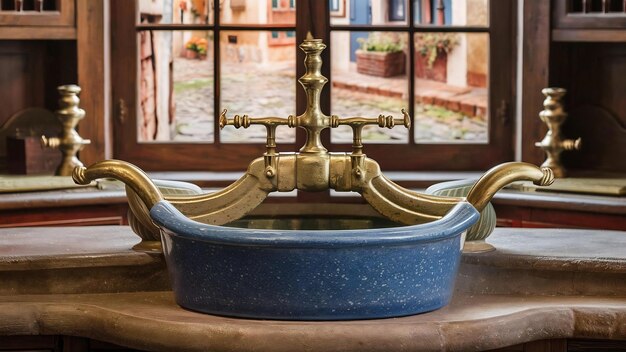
[0, 335, 146, 352]
[522, 0, 626, 175]
[552, 0, 626, 42]
[0, 0, 76, 39]
[0, 188, 129, 228]
[491, 189, 626, 231]
[553, 0, 626, 30]
[490, 338, 626, 352]
[3, 336, 626, 352]
[0, 0, 108, 170]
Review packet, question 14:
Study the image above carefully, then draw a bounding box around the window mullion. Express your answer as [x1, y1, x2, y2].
[408, 0, 416, 145]
[213, 0, 221, 144]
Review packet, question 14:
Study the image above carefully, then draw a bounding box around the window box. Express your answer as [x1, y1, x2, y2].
[414, 50, 447, 82]
[355, 50, 406, 78]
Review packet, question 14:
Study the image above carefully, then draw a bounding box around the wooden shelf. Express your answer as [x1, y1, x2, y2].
[0, 25, 75, 39]
[552, 29, 626, 42]
[0, 10, 60, 15]
[0, 0, 74, 27]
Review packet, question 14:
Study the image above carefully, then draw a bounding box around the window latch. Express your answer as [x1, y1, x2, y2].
[117, 98, 127, 125]
[496, 99, 509, 125]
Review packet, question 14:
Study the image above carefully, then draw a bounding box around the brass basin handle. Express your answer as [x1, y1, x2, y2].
[466, 162, 554, 212]
[331, 108, 411, 156]
[73, 160, 164, 209]
[73, 160, 165, 252]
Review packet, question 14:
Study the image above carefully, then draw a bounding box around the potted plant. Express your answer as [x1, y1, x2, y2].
[185, 37, 199, 59]
[414, 33, 458, 82]
[184, 37, 209, 59]
[355, 32, 406, 77]
[195, 38, 209, 60]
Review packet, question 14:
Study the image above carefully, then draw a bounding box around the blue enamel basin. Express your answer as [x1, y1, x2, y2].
[150, 201, 479, 320]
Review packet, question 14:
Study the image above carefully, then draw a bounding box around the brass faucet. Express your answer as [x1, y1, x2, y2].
[41, 85, 91, 176]
[535, 88, 581, 178]
[219, 33, 411, 192]
[73, 36, 554, 252]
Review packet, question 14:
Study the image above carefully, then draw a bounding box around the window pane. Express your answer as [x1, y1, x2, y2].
[220, 31, 296, 143]
[330, 0, 408, 26]
[221, 0, 295, 25]
[138, 30, 214, 143]
[138, 0, 213, 25]
[330, 31, 409, 144]
[413, 0, 488, 27]
[414, 32, 488, 143]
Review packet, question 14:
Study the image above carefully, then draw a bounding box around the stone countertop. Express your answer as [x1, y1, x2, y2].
[0, 226, 169, 295]
[1, 227, 626, 351]
[465, 227, 626, 273]
[1, 291, 625, 352]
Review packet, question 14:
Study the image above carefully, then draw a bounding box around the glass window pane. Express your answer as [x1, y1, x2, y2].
[413, 32, 488, 143]
[413, 0, 489, 27]
[330, 0, 408, 26]
[138, 0, 213, 25]
[220, 31, 296, 143]
[330, 31, 410, 144]
[221, 0, 296, 25]
[138, 30, 215, 143]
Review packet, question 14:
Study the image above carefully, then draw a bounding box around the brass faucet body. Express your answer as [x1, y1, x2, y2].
[42, 85, 91, 176]
[535, 88, 581, 178]
[73, 36, 554, 252]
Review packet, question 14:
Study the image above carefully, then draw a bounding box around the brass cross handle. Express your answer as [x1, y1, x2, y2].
[219, 109, 295, 177]
[332, 108, 411, 155]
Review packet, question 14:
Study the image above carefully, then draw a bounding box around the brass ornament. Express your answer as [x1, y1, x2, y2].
[73, 36, 554, 252]
[535, 88, 581, 178]
[41, 85, 91, 176]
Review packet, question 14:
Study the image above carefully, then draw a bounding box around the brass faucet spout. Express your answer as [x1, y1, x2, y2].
[466, 162, 554, 212]
[73, 160, 164, 210]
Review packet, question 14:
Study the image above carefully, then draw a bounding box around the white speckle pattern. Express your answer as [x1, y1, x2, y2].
[153, 201, 479, 320]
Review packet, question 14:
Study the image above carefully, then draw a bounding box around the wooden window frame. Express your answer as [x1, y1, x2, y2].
[553, 0, 626, 29]
[111, 0, 515, 172]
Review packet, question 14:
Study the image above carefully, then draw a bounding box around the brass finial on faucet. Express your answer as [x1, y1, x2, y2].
[41, 85, 91, 176]
[534, 88, 581, 178]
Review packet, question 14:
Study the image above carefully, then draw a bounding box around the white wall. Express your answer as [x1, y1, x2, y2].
[447, 0, 467, 87]
[138, 0, 175, 140]
[371, 0, 387, 24]
[330, 0, 351, 73]
[154, 31, 173, 140]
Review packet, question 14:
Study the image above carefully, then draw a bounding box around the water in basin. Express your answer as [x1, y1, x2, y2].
[225, 216, 399, 231]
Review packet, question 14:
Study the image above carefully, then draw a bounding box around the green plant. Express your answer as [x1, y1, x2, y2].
[414, 33, 459, 68]
[357, 32, 406, 53]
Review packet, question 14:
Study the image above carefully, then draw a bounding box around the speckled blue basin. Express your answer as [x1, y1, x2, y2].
[150, 201, 479, 320]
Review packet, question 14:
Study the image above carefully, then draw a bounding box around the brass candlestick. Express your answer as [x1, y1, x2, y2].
[535, 87, 581, 178]
[41, 85, 91, 176]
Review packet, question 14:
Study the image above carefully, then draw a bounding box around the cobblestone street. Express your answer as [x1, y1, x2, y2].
[172, 57, 488, 144]
[172, 58, 296, 143]
[171, 56, 213, 141]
